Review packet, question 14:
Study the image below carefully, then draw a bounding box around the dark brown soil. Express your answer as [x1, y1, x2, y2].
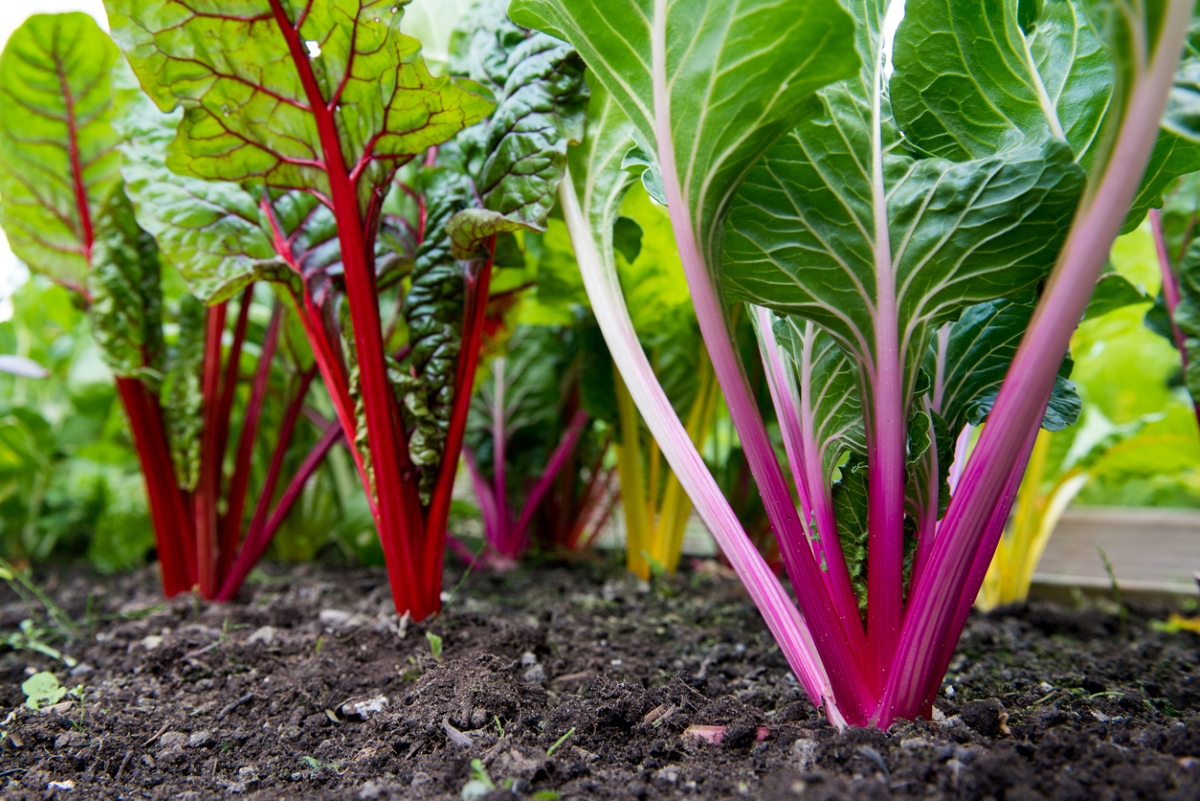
[1, 557, 1198, 800]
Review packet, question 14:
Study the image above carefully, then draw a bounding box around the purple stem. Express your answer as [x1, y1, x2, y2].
[464, 449, 503, 553]
[511, 408, 590, 553]
[877, 0, 1193, 725]
[1149, 209, 1200, 428]
[491, 357, 510, 555]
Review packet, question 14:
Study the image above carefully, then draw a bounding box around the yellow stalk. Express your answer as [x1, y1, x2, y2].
[614, 365, 651, 579]
[652, 349, 720, 572]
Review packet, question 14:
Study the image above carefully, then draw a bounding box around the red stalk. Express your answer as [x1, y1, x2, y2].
[421, 244, 498, 610]
[214, 289, 256, 582]
[116, 377, 193, 595]
[220, 303, 283, 581]
[216, 413, 342, 601]
[268, 0, 420, 616]
[195, 302, 228, 598]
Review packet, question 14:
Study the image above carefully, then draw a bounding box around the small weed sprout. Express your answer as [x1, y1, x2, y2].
[426, 632, 444, 664]
[546, 726, 576, 757]
[22, 671, 66, 710]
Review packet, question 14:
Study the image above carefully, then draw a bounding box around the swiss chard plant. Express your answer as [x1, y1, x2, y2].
[0, 13, 340, 600]
[462, 323, 607, 566]
[103, 0, 587, 618]
[514, 0, 1200, 726]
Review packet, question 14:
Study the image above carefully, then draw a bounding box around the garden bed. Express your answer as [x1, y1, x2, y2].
[1, 558, 1198, 800]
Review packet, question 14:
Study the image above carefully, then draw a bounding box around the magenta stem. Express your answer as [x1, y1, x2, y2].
[1149, 208, 1200, 428]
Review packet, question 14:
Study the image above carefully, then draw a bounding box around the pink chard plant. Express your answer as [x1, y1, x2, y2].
[0, 13, 336, 600]
[102, 0, 587, 618]
[511, 0, 1200, 726]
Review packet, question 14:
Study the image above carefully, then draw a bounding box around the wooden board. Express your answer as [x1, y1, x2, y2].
[1032, 507, 1200, 595]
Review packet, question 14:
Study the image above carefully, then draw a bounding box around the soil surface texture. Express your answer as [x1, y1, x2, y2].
[1, 557, 1198, 800]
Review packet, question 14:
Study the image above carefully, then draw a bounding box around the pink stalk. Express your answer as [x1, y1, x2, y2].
[560, 172, 858, 723]
[512, 408, 590, 552]
[648, 3, 869, 720]
[878, 0, 1193, 726]
[863, 42, 907, 682]
[754, 309, 865, 654]
[465, 450, 503, 552]
[1149, 208, 1200, 428]
[491, 356, 510, 554]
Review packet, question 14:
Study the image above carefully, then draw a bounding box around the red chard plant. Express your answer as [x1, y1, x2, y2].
[514, 0, 1200, 726]
[103, 0, 588, 618]
[0, 13, 338, 600]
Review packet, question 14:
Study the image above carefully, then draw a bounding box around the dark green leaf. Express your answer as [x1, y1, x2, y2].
[161, 294, 206, 492]
[612, 217, 643, 264]
[86, 187, 165, 382]
[1082, 271, 1148, 320]
[831, 456, 868, 613]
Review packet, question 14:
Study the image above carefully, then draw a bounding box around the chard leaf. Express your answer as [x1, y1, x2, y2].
[1164, 15, 1200, 141]
[724, 3, 1086, 420]
[891, 0, 1200, 229]
[446, 24, 589, 256]
[106, 0, 492, 214]
[112, 72, 296, 304]
[508, 0, 860, 267]
[831, 456, 869, 613]
[1170, 237, 1200, 398]
[903, 404, 954, 537]
[1083, 271, 1148, 320]
[87, 186, 165, 382]
[0, 13, 122, 296]
[924, 299, 1082, 436]
[161, 294, 207, 492]
[405, 5, 587, 495]
[775, 317, 866, 481]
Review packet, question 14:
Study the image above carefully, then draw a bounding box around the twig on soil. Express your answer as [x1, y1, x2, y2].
[216, 693, 255, 720]
[113, 751, 133, 781]
[141, 722, 171, 747]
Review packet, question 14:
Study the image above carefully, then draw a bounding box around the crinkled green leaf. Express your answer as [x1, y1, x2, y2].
[831, 456, 869, 613]
[1164, 15, 1200, 141]
[509, 0, 859, 268]
[161, 294, 206, 492]
[87, 186, 165, 383]
[448, 0, 527, 94]
[105, 0, 493, 215]
[724, 3, 1086, 423]
[903, 405, 954, 536]
[112, 70, 297, 304]
[0, 13, 122, 296]
[891, 0, 1200, 231]
[446, 22, 588, 256]
[1171, 237, 1200, 399]
[775, 317, 866, 481]
[925, 299, 1082, 435]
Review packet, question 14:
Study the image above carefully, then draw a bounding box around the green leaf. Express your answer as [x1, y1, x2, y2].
[0, 13, 122, 296]
[904, 404, 954, 536]
[1171, 236, 1200, 400]
[447, 24, 589, 256]
[831, 456, 869, 613]
[509, 0, 860, 268]
[891, 0, 1200, 230]
[22, 671, 66, 711]
[724, 3, 1086, 422]
[87, 186, 165, 382]
[1083, 271, 1148, 320]
[775, 317, 866, 481]
[113, 71, 297, 304]
[925, 300, 1082, 435]
[161, 294, 207, 492]
[106, 0, 493, 215]
[1164, 15, 1200, 141]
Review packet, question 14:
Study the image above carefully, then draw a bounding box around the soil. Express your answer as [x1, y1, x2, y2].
[1, 556, 1198, 800]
